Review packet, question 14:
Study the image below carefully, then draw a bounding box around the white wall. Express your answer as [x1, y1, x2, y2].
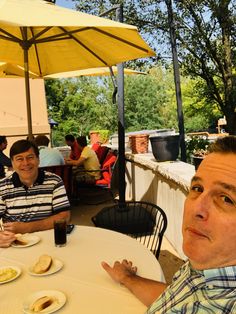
[0, 78, 50, 154]
[125, 153, 195, 259]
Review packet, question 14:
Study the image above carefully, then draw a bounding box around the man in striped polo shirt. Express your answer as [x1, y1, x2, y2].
[0, 139, 70, 240]
[102, 136, 236, 313]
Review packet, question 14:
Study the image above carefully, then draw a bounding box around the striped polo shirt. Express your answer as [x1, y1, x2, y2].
[147, 261, 236, 313]
[0, 170, 70, 222]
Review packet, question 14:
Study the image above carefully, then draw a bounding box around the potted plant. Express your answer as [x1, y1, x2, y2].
[186, 136, 210, 170]
[89, 130, 110, 145]
[192, 148, 209, 170]
[149, 134, 180, 161]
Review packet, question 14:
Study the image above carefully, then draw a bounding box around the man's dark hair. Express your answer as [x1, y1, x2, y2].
[10, 140, 39, 159]
[0, 136, 7, 145]
[65, 134, 75, 142]
[77, 136, 87, 147]
[209, 135, 236, 154]
[34, 135, 50, 147]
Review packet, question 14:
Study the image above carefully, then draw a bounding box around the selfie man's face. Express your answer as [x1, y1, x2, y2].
[12, 148, 39, 185]
[182, 152, 236, 270]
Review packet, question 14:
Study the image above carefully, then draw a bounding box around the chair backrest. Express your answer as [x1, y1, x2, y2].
[91, 201, 167, 259]
[91, 143, 110, 165]
[95, 152, 117, 187]
[40, 165, 73, 199]
[109, 156, 120, 198]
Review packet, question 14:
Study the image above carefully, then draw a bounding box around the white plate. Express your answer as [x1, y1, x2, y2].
[23, 290, 66, 314]
[28, 259, 63, 276]
[11, 234, 40, 248]
[0, 265, 21, 284]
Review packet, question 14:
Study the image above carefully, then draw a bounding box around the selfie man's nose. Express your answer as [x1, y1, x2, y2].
[192, 194, 210, 220]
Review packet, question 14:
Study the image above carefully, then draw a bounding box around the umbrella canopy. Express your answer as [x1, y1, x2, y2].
[45, 67, 146, 79]
[0, 0, 154, 76]
[0, 0, 154, 138]
[0, 62, 38, 78]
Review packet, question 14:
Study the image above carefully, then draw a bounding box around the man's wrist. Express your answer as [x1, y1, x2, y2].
[120, 272, 137, 287]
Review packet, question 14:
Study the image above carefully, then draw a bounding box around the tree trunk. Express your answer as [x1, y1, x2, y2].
[224, 111, 236, 135]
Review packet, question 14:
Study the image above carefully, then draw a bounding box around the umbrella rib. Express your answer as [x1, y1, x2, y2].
[59, 26, 109, 66]
[0, 28, 21, 44]
[30, 27, 43, 77]
[94, 28, 150, 53]
[31, 27, 92, 44]
[27, 26, 108, 66]
[29, 26, 53, 42]
[31, 26, 151, 55]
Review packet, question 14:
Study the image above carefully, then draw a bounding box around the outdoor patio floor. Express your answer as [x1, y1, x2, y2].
[70, 198, 185, 285]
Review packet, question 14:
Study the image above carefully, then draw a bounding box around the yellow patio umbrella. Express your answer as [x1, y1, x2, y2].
[45, 66, 146, 79]
[0, 62, 38, 78]
[0, 0, 155, 138]
[45, 66, 146, 104]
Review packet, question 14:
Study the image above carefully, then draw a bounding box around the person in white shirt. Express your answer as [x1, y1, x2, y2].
[34, 135, 65, 167]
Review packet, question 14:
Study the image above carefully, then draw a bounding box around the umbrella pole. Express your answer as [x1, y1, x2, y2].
[22, 28, 33, 140]
[116, 4, 126, 205]
[117, 63, 126, 205]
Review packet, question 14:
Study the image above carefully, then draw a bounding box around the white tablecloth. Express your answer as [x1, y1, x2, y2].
[0, 226, 165, 314]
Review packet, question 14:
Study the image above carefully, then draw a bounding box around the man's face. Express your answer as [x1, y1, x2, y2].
[182, 152, 236, 270]
[11, 148, 39, 185]
[66, 140, 73, 148]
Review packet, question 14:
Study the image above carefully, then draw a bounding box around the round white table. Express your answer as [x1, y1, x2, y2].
[0, 225, 165, 313]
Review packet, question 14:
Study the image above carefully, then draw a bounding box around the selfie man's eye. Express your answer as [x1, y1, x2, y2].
[190, 185, 203, 193]
[221, 195, 234, 205]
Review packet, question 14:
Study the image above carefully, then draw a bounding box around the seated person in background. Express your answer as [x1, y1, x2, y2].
[102, 135, 236, 313]
[65, 134, 81, 161]
[0, 140, 70, 234]
[34, 134, 65, 167]
[0, 135, 12, 178]
[65, 136, 101, 185]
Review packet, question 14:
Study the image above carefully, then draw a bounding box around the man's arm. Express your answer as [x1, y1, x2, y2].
[101, 259, 167, 307]
[0, 153, 12, 167]
[65, 156, 86, 167]
[3, 210, 70, 234]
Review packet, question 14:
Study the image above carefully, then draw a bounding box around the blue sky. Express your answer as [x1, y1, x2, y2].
[56, 0, 74, 9]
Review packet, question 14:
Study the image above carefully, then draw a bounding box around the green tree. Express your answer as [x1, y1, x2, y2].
[72, 0, 236, 134]
[45, 77, 116, 146]
[45, 65, 181, 145]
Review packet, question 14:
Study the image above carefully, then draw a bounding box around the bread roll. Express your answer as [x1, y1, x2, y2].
[13, 233, 28, 246]
[33, 255, 52, 274]
[30, 296, 54, 312]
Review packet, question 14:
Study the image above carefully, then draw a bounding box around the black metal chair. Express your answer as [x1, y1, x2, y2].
[92, 201, 167, 259]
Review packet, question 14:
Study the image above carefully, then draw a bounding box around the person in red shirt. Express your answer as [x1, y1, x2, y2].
[65, 134, 81, 160]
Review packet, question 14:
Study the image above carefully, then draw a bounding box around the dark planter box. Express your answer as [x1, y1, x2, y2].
[150, 135, 180, 162]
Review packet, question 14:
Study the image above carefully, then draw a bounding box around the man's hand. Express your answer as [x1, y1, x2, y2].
[3, 222, 29, 234]
[101, 259, 137, 285]
[3, 211, 70, 234]
[101, 259, 168, 307]
[65, 158, 73, 165]
[0, 231, 16, 247]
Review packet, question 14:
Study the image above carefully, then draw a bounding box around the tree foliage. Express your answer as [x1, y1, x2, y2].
[71, 0, 236, 134]
[45, 77, 116, 145]
[45, 66, 181, 145]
